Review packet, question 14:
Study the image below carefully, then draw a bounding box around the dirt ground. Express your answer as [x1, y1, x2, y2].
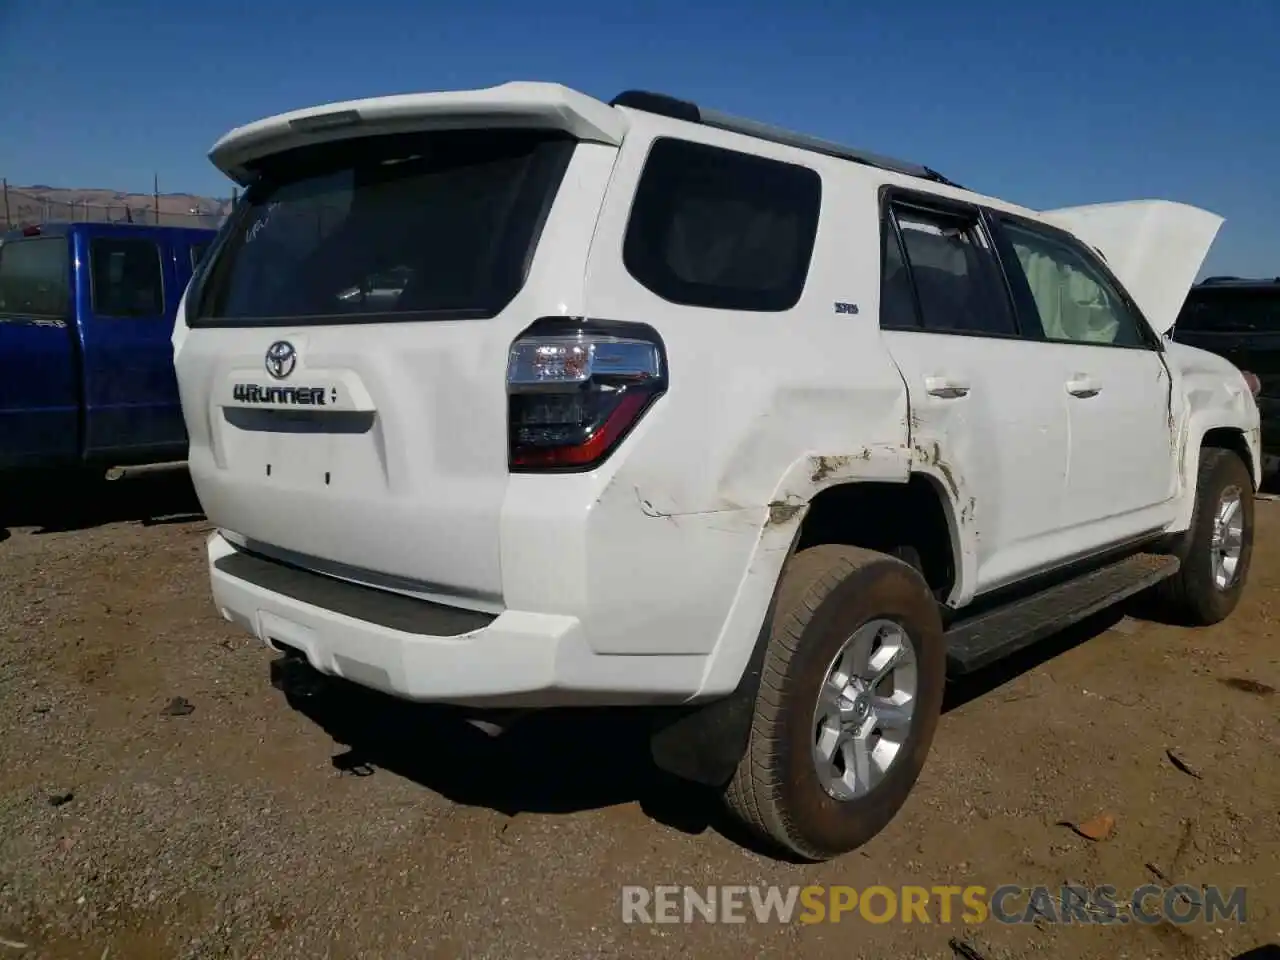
[0, 472, 1276, 960]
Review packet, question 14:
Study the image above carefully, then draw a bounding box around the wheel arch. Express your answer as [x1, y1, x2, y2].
[1172, 419, 1260, 532]
[1201, 426, 1256, 488]
[649, 471, 961, 787]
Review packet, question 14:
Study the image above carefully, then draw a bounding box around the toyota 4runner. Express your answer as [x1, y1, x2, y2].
[173, 82, 1261, 861]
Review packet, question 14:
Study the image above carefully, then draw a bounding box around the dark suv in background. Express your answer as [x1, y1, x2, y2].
[1174, 276, 1280, 471]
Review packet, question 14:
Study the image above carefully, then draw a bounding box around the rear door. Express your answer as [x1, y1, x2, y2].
[989, 212, 1177, 543]
[174, 125, 596, 605]
[76, 225, 186, 457]
[877, 192, 1073, 597]
[0, 233, 79, 466]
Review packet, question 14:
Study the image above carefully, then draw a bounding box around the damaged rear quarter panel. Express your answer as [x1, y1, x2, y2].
[579, 371, 913, 665]
[576, 136, 917, 694]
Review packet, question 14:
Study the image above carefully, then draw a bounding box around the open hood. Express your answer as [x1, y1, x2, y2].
[1042, 200, 1224, 337]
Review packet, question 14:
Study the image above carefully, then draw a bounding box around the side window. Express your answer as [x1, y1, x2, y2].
[998, 220, 1147, 347]
[190, 242, 211, 272]
[90, 238, 165, 318]
[623, 137, 822, 312]
[880, 218, 919, 329]
[888, 204, 1017, 336]
[0, 238, 70, 317]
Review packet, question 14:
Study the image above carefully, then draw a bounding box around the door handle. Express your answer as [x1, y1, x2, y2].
[1066, 375, 1101, 398]
[924, 376, 970, 399]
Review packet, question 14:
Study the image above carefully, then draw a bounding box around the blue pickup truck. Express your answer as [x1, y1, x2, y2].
[0, 221, 216, 476]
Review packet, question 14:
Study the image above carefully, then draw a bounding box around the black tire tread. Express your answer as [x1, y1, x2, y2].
[1154, 446, 1253, 625]
[723, 544, 889, 861]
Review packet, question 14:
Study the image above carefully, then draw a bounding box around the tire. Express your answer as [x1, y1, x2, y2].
[1154, 447, 1254, 625]
[723, 544, 946, 861]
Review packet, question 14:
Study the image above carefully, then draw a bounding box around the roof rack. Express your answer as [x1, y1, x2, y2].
[609, 90, 961, 188]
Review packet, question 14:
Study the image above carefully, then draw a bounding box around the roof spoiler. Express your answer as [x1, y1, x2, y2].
[209, 82, 629, 185]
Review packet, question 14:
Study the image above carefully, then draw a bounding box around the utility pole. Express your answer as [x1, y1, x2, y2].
[2, 178, 9, 229]
[154, 173, 161, 225]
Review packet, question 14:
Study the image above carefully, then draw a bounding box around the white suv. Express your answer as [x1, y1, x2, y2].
[174, 82, 1260, 861]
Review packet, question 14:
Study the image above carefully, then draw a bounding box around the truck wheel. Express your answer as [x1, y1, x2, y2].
[1155, 447, 1254, 625]
[723, 544, 945, 861]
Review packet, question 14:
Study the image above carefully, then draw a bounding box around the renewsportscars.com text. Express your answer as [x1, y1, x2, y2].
[620, 884, 1248, 926]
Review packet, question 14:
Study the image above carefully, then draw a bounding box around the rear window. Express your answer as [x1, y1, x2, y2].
[1177, 286, 1280, 334]
[623, 138, 822, 312]
[0, 237, 70, 318]
[192, 128, 575, 326]
[90, 238, 165, 318]
[190, 241, 211, 271]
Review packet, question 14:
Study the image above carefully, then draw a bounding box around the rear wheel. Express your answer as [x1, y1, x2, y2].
[723, 545, 945, 861]
[1155, 447, 1254, 625]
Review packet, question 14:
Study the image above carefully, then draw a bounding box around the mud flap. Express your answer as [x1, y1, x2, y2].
[646, 603, 773, 787]
[647, 531, 795, 787]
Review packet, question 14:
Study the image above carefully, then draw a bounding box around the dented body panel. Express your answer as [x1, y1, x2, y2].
[579, 110, 912, 695]
[1163, 340, 1262, 527]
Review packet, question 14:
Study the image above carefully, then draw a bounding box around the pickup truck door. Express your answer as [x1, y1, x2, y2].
[76, 225, 187, 459]
[987, 212, 1178, 546]
[0, 233, 79, 467]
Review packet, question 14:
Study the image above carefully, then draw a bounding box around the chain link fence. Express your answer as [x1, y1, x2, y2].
[3, 183, 231, 231]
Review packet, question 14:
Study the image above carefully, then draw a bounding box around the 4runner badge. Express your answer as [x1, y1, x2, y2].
[231, 383, 331, 406]
[265, 341, 297, 379]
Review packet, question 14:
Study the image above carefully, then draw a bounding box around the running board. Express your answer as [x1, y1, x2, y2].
[945, 552, 1180, 677]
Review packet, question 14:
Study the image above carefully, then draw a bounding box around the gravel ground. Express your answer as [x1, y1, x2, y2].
[0, 472, 1277, 960]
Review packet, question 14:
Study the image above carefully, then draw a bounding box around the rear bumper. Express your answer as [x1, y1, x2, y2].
[206, 531, 709, 707]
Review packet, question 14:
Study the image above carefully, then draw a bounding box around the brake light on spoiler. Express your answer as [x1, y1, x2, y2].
[506, 319, 667, 472]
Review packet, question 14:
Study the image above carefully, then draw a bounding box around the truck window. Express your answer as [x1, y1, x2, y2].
[0, 237, 70, 318]
[191, 128, 576, 326]
[622, 137, 821, 312]
[191, 242, 211, 271]
[90, 238, 165, 318]
[1177, 287, 1280, 334]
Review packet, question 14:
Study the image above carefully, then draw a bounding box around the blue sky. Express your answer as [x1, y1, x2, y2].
[2, 0, 1277, 276]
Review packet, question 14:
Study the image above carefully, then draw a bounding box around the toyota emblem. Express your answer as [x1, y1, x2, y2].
[265, 341, 297, 380]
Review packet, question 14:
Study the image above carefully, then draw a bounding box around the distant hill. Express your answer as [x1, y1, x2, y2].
[4, 185, 233, 230]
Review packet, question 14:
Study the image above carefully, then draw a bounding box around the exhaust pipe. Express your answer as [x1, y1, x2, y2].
[464, 709, 533, 737]
[104, 460, 187, 481]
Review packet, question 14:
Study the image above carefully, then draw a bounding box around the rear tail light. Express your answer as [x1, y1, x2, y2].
[506, 319, 667, 471]
[1242, 370, 1262, 398]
